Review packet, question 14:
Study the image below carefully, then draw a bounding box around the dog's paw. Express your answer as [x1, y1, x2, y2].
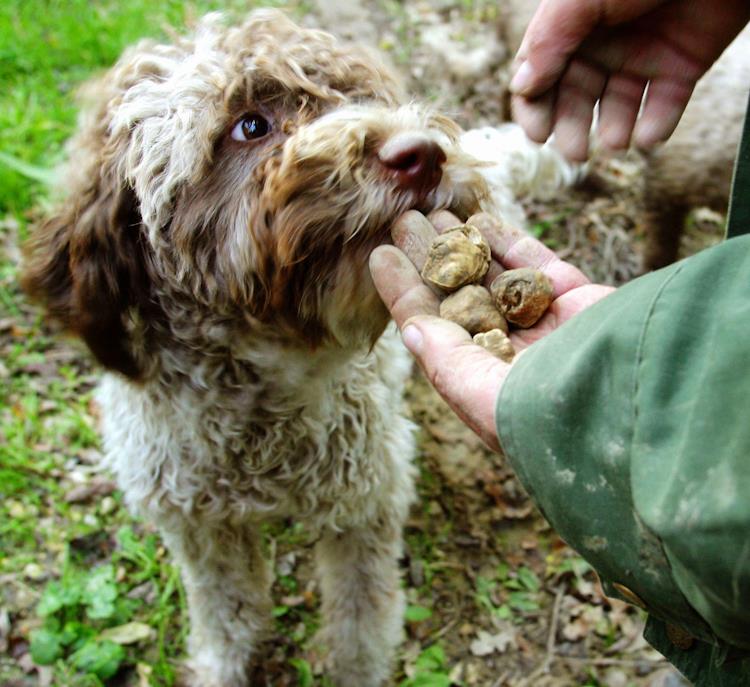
[326, 663, 389, 687]
[310, 630, 389, 687]
[175, 658, 249, 687]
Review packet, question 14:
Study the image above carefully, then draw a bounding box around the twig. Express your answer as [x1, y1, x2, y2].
[543, 586, 565, 671]
[556, 656, 669, 668]
[430, 616, 459, 641]
[490, 670, 510, 687]
[514, 586, 564, 687]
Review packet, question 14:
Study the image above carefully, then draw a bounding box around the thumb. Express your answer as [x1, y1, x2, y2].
[511, 0, 666, 97]
[401, 315, 510, 452]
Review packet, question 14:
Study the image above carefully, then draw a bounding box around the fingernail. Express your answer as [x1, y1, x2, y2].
[402, 324, 423, 355]
[510, 60, 534, 94]
[633, 120, 665, 149]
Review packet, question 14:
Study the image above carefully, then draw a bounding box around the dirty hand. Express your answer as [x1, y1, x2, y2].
[369, 211, 614, 452]
[511, 0, 750, 160]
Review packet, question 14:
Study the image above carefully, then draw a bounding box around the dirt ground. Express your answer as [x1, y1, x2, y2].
[297, 1, 720, 686]
[3, 1, 730, 685]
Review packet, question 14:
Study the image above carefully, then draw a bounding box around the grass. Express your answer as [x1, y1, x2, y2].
[0, 2, 313, 684]
[0, 2, 649, 685]
[0, 0, 299, 218]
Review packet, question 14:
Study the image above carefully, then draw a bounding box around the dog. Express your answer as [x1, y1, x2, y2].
[22, 11, 576, 686]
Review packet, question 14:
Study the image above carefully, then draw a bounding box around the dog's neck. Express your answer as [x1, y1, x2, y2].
[135, 313, 372, 410]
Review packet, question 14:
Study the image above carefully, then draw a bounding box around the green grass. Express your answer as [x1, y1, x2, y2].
[0, 0, 299, 217]
[0, 2, 648, 685]
[0, 2, 311, 684]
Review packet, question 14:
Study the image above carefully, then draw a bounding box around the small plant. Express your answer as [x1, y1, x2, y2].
[27, 526, 181, 683]
[30, 561, 135, 680]
[400, 643, 453, 687]
[290, 657, 314, 687]
[502, 564, 542, 614]
[405, 604, 433, 623]
[475, 564, 542, 621]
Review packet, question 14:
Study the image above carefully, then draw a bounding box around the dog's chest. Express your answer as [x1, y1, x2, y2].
[95, 333, 414, 527]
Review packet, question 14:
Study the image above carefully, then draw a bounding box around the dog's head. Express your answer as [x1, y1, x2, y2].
[22, 10, 488, 379]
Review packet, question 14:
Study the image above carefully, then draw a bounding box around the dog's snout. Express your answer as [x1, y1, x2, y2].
[377, 133, 446, 193]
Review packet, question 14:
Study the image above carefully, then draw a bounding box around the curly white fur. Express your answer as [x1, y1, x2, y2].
[461, 124, 583, 227]
[23, 10, 579, 687]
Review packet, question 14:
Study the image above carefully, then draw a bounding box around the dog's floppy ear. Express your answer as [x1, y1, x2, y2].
[22, 167, 153, 380]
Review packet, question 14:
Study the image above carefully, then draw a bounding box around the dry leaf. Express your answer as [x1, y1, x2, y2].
[137, 662, 153, 687]
[65, 477, 116, 503]
[99, 621, 154, 645]
[0, 608, 9, 653]
[470, 629, 516, 656]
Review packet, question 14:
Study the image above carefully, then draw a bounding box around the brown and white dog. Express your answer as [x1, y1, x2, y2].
[22, 11, 576, 686]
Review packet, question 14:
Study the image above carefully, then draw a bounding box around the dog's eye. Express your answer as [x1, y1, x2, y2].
[231, 114, 271, 142]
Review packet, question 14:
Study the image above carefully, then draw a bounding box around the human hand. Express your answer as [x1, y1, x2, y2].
[369, 211, 614, 451]
[510, 0, 750, 160]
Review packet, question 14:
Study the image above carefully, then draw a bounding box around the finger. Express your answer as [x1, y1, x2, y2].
[510, 91, 555, 144]
[552, 58, 607, 162]
[401, 315, 508, 452]
[596, 73, 647, 151]
[511, 0, 601, 97]
[467, 212, 590, 296]
[391, 210, 439, 272]
[427, 209, 462, 233]
[512, 0, 666, 97]
[484, 261, 505, 289]
[369, 245, 440, 329]
[632, 77, 695, 148]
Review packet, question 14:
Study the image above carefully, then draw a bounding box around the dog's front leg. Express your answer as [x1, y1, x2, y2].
[162, 520, 272, 687]
[314, 514, 406, 687]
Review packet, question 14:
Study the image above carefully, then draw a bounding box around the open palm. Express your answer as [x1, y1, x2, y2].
[369, 211, 614, 451]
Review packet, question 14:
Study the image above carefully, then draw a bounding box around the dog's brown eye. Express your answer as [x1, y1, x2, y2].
[231, 114, 271, 142]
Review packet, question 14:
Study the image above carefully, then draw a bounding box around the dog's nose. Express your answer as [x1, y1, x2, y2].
[378, 133, 446, 193]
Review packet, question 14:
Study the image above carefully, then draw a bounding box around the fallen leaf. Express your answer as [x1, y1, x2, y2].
[65, 478, 116, 503]
[469, 629, 516, 656]
[276, 552, 296, 577]
[38, 666, 53, 687]
[562, 605, 605, 641]
[0, 608, 9, 653]
[77, 448, 103, 465]
[99, 622, 154, 645]
[137, 662, 153, 687]
[279, 595, 307, 608]
[562, 616, 589, 642]
[18, 652, 35, 673]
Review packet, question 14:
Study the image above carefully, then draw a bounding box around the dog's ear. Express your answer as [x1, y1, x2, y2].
[22, 168, 153, 380]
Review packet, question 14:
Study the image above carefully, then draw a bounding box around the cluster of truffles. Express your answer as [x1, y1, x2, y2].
[420, 223, 554, 361]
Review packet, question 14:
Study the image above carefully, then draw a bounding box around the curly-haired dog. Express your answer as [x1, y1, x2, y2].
[22, 11, 576, 686]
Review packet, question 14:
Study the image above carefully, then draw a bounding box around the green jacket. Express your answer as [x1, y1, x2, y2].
[496, 104, 750, 686]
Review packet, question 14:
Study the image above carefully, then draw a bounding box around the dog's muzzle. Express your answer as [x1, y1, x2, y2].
[377, 132, 446, 200]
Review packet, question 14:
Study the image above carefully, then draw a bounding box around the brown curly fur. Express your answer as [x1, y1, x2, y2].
[20, 11, 494, 687]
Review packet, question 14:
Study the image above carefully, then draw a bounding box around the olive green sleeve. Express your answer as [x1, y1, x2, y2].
[496, 235, 750, 660]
